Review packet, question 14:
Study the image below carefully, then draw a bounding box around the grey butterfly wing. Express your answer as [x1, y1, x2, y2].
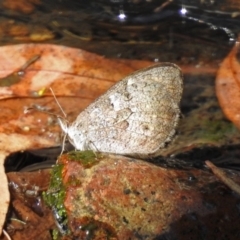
[68, 63, 183, 158]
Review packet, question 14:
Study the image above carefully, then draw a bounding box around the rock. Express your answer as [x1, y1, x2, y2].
[46, 151, 240, 239]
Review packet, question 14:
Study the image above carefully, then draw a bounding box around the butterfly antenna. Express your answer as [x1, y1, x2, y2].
[48, 88, 69, 155]
[25, 88, 68, 156]
[49, 87, 67, 118]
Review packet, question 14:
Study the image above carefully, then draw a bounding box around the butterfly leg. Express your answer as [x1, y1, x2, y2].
[86, 140, 99, 157]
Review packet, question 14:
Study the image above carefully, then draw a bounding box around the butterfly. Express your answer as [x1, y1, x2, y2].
[58, 63, 183, 159]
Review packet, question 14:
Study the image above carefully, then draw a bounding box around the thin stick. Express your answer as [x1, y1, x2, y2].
[19, 55, 40, 72]
[205, 160, 240, 195]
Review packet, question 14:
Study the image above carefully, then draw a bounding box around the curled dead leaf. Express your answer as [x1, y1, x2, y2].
[215, 41, 240, 129]
[3, 0, 41, 14]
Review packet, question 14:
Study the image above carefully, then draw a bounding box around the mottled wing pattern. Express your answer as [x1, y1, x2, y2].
[67, 63, 183, 158]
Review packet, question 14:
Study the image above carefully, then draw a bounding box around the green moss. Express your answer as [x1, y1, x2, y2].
[197, 119, 236, 142]
[42, 164, 68, 236]
[43, 164, 65, 215]
[42, 151, 100, 238]
[42, 151, 103, 238]
[52, 228, 61, 240]
[67, 150, 100, 168]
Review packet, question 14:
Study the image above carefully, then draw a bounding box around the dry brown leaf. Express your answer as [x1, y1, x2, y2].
[0, 44, 151, 99]
[0, 152, 10, 236]
[0, 43, 152, 234]
[216, 41, 240, 129]
[3, 0, 41, 14]
[0, 44, 152, 150]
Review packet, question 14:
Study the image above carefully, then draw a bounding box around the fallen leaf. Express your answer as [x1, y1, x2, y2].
[7, 170, 54, 239]
[0, 44, 151, 99]
[0, 152, 9, 236]
[0, 44, 152, 151]
[215, 41, 240, 129]
[2, 0, 41, 14]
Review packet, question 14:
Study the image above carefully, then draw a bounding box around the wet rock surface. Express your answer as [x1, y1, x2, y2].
[50, 151, 240, 240]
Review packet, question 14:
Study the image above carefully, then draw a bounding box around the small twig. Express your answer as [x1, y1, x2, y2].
[154, 0, 172, 13]
[18, 55, 40, 74]
[9, 218, 26, 225]
[2, 229, 11, 240]
[205, 160, 240, 195]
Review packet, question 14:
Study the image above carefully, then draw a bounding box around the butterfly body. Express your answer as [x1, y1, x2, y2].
[59, 63, 183, 158]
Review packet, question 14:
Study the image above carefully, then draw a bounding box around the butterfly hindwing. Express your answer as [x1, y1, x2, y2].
[65, 63, 183, 158]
